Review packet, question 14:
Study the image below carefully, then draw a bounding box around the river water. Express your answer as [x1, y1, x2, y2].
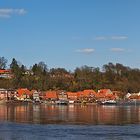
[0, 104, 140, 140]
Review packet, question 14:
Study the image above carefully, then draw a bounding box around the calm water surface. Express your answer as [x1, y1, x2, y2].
[0, 104, 140, 140]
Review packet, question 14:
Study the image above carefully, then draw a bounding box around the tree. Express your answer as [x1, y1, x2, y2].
[10, 58, 23, 88]
[48, 68, 72, 90]
[30, 62, 48, 90]
[32, 61, 47, 75]
[10, 58, 19, 72]
[0, 56, 7, 69]
[74, 66, 97, 90]
[38, 61, 47, 72]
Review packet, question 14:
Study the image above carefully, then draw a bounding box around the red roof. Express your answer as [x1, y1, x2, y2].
[129, 95, 140, 99]
[83, 90, 97, 96]
[67, 92, 76, 96]
[76, 90, 97, 98]
[45, 91, 58, 99]
[76, 91, 84, 97]
[17, 88, 31, 96]
[96, 93, 106, 98]
[67, 92, 78, 100]
[98, 89, 112, 95]
[0, 69, 11, 74]
[96, 89, 117, 99]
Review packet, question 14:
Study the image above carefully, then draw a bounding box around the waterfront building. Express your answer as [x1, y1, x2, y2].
[0, 69, 13, 79]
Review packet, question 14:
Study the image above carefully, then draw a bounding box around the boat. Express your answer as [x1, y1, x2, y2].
[98, 100, 117, 105]
[56, 100, 68, 105]
[69, 100, 75, 104]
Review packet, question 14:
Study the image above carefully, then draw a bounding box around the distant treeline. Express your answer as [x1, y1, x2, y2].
[0, 56, 140, 93]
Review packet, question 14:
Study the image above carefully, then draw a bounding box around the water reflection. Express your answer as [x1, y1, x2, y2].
[0, 104, 140, 125]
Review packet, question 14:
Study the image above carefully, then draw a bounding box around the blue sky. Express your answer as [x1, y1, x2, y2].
[0, 0, 140, 71]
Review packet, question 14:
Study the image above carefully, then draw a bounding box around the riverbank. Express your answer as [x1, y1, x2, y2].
[2, 99, 140, 107]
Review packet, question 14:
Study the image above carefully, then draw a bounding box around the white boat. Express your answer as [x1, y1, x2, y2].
[69, 100, 75, 104]
[56, 100, 68, 105]
[98, 100, 117, 105]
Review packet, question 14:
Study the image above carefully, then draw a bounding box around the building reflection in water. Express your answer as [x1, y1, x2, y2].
[0, 104, 140, 125]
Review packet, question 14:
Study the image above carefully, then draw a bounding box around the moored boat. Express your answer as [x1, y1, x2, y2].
[98, 100, 117, 105]
[56, 100, 68, 105]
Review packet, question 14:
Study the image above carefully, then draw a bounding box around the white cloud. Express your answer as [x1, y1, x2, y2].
[93, 35, 128, 41]
[76, 48, 95, 54]
[0, 8, 27, 18]
[110, 48, 125, 52]
[94, 36, 107, 41]
[111, 36, 128, 40]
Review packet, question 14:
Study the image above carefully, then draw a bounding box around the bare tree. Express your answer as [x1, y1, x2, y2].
[0, 56, 7, 69]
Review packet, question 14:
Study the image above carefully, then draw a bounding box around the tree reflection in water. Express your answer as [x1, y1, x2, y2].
[0, 104, 140, 125]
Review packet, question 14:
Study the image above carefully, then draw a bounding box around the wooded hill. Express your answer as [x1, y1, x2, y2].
[0, 57, 140, 93]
